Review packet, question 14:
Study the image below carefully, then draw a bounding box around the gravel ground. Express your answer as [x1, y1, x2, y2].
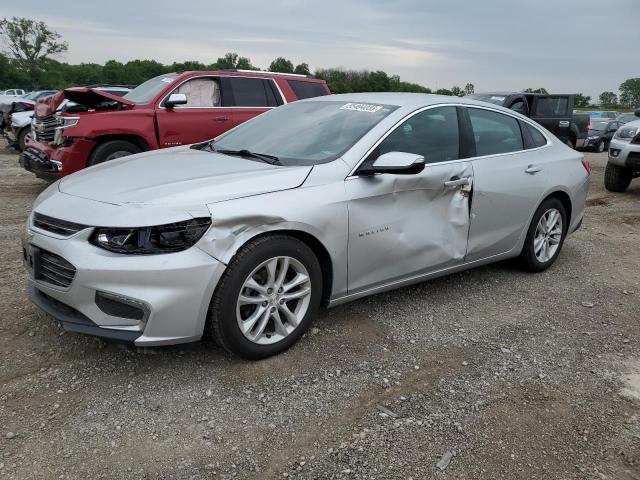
[0, 141, 639, 479]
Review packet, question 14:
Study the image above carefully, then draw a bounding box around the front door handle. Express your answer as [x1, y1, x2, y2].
[444, 177, 470, 188]
[213, 116, 229, 122]
[525, 164, 542, 174]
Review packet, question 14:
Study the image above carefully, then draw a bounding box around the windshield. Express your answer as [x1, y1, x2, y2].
[124, 74, 178, 103]
[211, 101, 398, 165]
[466, 94, 507, 106]
[590, 121, 609, 131]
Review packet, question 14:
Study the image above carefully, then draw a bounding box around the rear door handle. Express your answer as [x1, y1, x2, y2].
[213, 116, 229, 122]
[444, 177, 470, 188]
[525, 164, 542, 174]
[558, 120, 570, 127]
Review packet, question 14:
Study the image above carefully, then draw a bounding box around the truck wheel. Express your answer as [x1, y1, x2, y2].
[17, 128, 31, 151]
[88, 140, 141, 166]
[604, 162, 632, 192]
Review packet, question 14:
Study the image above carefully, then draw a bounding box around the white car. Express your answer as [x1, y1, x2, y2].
[1, 88, 26, 96]
[606, 111, 640, 192]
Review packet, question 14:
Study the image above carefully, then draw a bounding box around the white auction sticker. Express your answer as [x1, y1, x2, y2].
[340, 103, 383, 113]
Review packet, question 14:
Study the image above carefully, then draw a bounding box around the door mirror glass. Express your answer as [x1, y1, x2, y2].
[370, 151, 425, 175]
[165, 93, 188, 108]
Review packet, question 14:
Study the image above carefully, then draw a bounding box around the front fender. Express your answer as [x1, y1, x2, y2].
[198, 183, 349, 299]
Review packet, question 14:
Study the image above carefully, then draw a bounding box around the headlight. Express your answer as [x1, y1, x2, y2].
[615, 126, 638, 140]
[53, 115, 80, 145]
[90, 218, 212, 254]
[588, 135, 599, 140]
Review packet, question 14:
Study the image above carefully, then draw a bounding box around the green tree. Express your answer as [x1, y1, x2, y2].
[574, 93, 591, 108]
[435, 88, 453, 96]
[464, 83, 474, 95]
[0, 17, 68, 88]
[269, 57, 294, 73]
[523, 87, 548, 94]
[450, 85, 463, 97]
[293, 62, 310, 75]
[599, 91, 618, 107]
[214, 52, 255, 70]
[619, 78, 640, 108]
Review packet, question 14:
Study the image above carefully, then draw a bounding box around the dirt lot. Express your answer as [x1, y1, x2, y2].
[0, 141, 639, 480]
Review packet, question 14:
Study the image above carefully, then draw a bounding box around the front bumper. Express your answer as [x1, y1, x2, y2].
[19, 138, 95, 178]
[608, 137, 640, 171]
[23, 224, 226, 346]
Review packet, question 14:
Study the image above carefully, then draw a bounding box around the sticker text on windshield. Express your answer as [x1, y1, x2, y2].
[340, 103, 383, 113]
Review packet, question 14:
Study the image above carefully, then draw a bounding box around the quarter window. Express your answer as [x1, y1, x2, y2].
[524, 122, 547, 148]
[287, 80, 328, 100]
[372, 106, 460, 164]
[468, 108, 523, 156]
[173, 78, 221, 107]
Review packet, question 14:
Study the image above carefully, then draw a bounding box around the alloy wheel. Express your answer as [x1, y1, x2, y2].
[533, 208, 563, 263]
[236, 256, 312, 345]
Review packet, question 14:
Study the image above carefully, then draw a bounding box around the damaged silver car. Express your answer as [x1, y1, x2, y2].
[24, 93, 590, 359]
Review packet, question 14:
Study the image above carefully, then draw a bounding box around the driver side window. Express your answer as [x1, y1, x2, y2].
[368, 106, 460, 166]
[173, 77, 221, 107]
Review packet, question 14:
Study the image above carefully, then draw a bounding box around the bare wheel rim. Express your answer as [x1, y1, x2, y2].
[236, 256, 312, 345]
[106, 151, 132, 161]
[533, 208, 563, 263]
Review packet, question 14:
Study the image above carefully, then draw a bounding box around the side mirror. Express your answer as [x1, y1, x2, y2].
[635, 108, 640, 118]
[369, 152, 425, 175]
[165, 93, 187, 108]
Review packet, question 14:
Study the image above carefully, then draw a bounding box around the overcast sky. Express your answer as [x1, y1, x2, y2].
[3, 0, 639, 99]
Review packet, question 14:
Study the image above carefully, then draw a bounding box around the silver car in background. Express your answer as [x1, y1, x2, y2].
[605, 114, 640, 192]
[24, 93, 590, 359]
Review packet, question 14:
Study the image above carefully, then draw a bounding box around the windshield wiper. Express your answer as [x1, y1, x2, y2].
[214, 148, 281, 165]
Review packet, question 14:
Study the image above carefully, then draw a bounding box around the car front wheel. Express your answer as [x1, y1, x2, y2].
[596, 140, 605, 153]
[604, 162, 632, 192]
[207, 235, 322, 359]
[520, 198, 567, 272]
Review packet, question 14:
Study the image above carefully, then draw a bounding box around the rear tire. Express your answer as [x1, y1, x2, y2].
[604, 162, 632, 192]
[519, 197, 567, 273]
[88, 140, 141, 167]
[207, 235, 323, 360]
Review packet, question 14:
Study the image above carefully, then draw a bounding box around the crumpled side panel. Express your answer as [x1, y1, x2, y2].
[345, 161, 473, 293]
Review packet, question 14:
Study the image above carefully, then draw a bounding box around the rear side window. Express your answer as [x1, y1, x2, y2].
[533, 97, 568, 117]
[287, 80, 328, 100]
[468, 108, 523, 156]
[524, 122, 548, 148]
[226, 77, 280, 107]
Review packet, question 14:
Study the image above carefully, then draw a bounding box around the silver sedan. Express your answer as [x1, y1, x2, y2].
[24, 93, 590, 359]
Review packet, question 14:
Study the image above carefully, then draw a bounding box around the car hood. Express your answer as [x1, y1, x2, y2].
[58, 147, 313, 207]
[588, 129, 604, 136]
[63, 87, 135, 107]
[35, 91, 66, 118]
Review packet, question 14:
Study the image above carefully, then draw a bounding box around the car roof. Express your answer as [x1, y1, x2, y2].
[302, 91, 525, 112]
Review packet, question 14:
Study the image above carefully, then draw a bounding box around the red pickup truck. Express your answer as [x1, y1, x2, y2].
[20, 70, 330, 179]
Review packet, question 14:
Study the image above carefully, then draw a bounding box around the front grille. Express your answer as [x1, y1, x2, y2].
[33, 115, 59, 143]
[38, 250, 76, 288]
[33, 213, 88, 237]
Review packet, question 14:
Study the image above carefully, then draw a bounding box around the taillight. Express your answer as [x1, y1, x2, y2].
[581, 159, 591, 175]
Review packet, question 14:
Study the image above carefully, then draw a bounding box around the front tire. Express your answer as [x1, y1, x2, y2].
[519, 198, 567, 272]
[207, 235, 322, 360]
[17, 127, 31, 151]
[604, 162, 632, 192]
[88, 140, 141, 167]
[596, 140, 605, 153]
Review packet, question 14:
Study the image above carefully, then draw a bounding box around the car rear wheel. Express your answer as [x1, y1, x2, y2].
[88, 140, 141, 166]
[207, 235, 322, 359]
[519, 197, 567, 272]
[604, 162, 632, 192]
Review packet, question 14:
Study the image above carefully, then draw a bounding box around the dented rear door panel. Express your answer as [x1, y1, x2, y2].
[345, 161, 473, 294]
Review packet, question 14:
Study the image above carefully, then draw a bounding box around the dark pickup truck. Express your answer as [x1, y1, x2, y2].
[466, 92, 589, 149]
